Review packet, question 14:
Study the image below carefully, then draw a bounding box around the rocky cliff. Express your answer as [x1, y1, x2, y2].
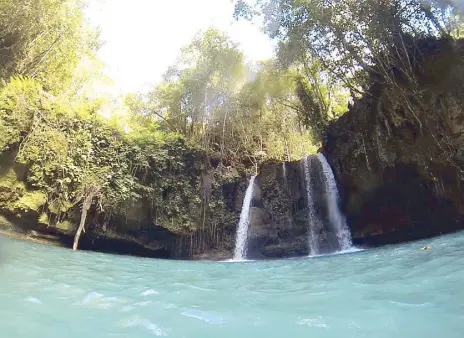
[246, 161, 308, 259]
[246, 157, 349, 259]
[322, 38, 464, 246]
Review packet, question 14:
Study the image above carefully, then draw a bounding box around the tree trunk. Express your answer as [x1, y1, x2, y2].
[73, 191, 97, 251]
[72, 205, 89, 250]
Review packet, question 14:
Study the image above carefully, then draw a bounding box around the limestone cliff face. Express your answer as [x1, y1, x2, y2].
[246, 161, 308, 259]
[245, 158, 348, 259]
[322, 38, 464, 246]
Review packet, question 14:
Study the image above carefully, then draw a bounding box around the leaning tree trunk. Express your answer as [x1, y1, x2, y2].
[73, 188, 99, 251]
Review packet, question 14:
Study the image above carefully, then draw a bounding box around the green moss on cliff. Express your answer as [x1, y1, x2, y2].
[0, 167, 47, 215]
[56, 220, 74, 233]
[0, 168, 25, 211]
[0, 77, 247, 259]
[38, 213, 49, 225]
[48, 200, 73, 214]
[0, 168, 22, 188]
[0, 215, 14, 228]
[14, 191, 47, 212]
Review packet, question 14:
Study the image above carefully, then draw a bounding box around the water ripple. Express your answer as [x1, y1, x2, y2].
[1, 231, 464, 337]
[122, 316, 168, 336]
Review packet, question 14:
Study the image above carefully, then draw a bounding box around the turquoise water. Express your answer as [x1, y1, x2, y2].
[1, 233, 464, 337]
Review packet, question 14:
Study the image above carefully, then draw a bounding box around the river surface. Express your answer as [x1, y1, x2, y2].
[1, 232, 463, 337]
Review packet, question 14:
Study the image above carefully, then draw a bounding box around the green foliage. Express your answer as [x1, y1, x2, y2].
[235, 0, 458, 90]
[0, 168, 24, 190]
[15, 191, 47, 212]
[55, 220, 74, 232]
[140, 28, 328, 166]
[0, 76, 230, 236]
[0, 0, 99, 93]
[0, 77, 44, 151]
[234, 0, 459, 139]
[0, 165, 47, 213]
[0, 172, 25, 214]
[0, 215, 14, 228]
[38, 212, 50, 226]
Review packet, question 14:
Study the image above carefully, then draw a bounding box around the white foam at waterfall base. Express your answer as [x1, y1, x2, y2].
[233, 176, 256, 260]
[316, 153, 353, 251]
[308, 247, 365, 258]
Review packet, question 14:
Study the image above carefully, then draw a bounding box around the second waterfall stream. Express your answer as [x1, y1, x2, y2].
[303, 153, 353, 255]
[233, 175, 256, 260]
[317, 153, 352, 251]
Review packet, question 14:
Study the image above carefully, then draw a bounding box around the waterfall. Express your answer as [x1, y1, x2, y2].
[282, 162, 288, 189]
[303, 157, 321, 255]
[233, 176, 256, 260]
[316, 154, 353, 250]
[303, 154, 353, 255]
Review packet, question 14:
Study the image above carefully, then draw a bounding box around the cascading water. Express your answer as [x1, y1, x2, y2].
[282, 162, 288, 190]
[233, 176, 256, 260]
[303, 157, 321, 255]
[316, 153, 353, 250]
[303, 154, 353, 255]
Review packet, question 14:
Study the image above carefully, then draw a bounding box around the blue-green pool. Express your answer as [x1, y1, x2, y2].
[1, 232, 463, 337]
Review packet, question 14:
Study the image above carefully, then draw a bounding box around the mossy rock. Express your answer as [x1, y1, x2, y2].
[55, 220, 74, 233]
[0, 168, 25, 210]
[0, 169, 48, 214]
[0, 215, 14, 228]
[15, 190, 47, 212]
[0, 168, 24, 190]
[48, 200, 73, 214]
[38, 212, 50, 226]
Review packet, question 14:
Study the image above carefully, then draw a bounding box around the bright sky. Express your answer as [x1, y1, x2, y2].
[86, 0, 275, 94]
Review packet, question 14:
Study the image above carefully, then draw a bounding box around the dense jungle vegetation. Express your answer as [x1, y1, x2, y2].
[0, 0, 461, 250]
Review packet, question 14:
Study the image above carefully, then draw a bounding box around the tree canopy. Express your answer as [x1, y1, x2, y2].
[0, 0, 99, 93]
[233, 0, 462, 143]
[140, 28, 325, 166]
[234, 0, 460, 90]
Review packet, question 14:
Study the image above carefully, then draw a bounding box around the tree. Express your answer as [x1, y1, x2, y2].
[0, 0, 99, 93]
[234, 0, 459, 92]
[234, 0, 461, 137]
[72, 169, 106, 250]
[141, 28, 324, 166]
[151, 28, 246, 143]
